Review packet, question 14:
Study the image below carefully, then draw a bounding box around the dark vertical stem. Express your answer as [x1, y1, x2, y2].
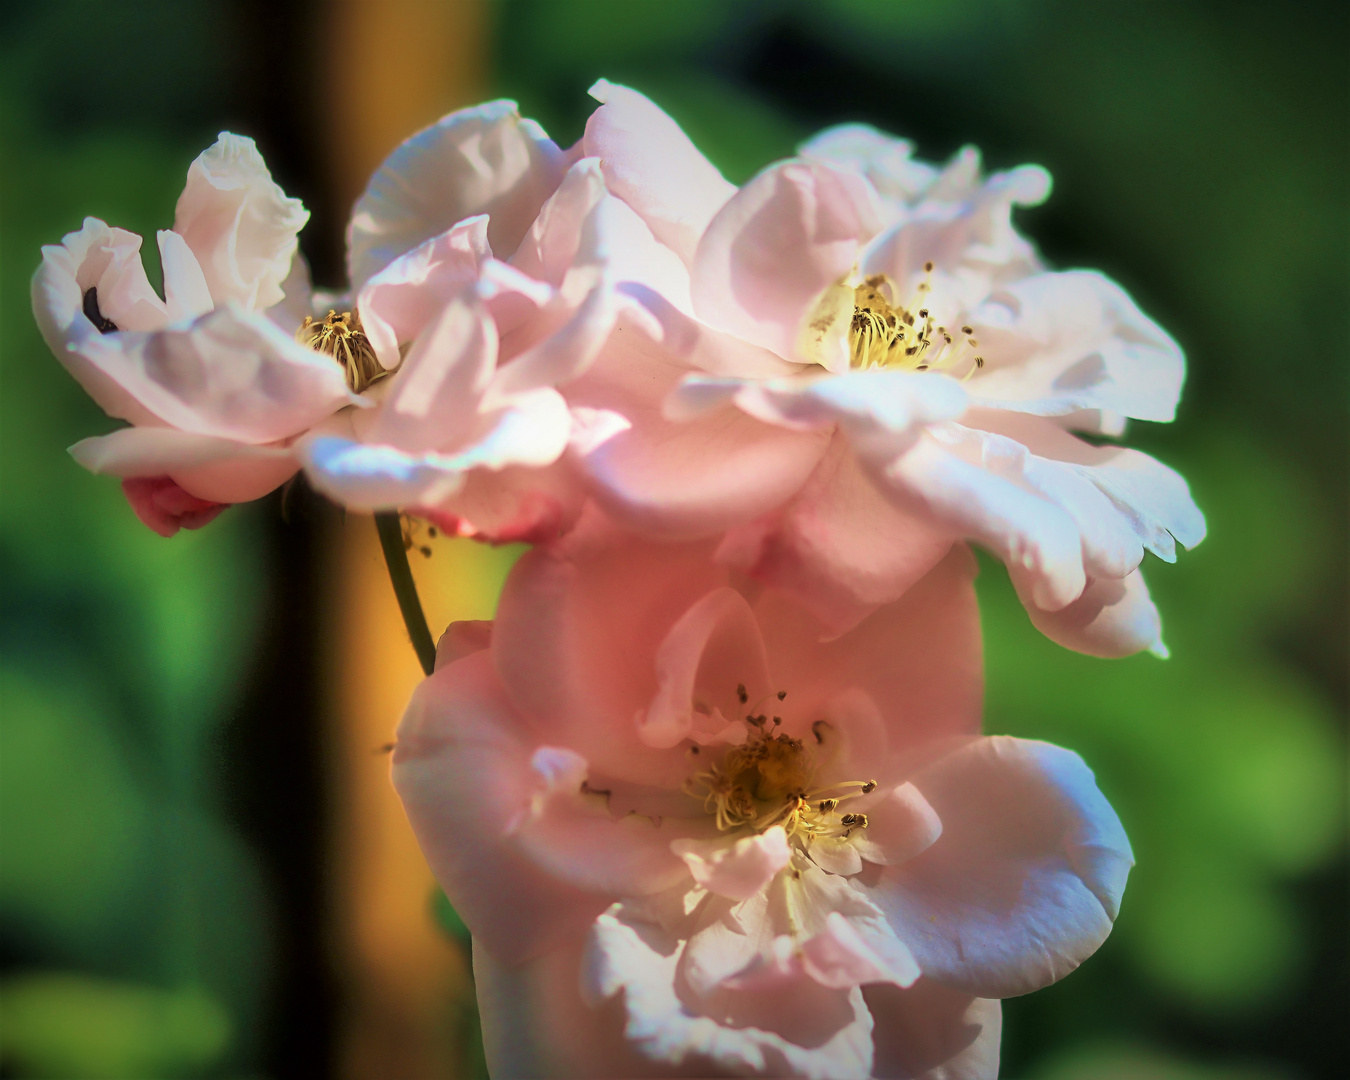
[374, 512, 437, 676]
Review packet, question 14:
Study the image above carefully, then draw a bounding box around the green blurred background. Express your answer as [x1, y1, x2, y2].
[0, 1, 1344, 1078]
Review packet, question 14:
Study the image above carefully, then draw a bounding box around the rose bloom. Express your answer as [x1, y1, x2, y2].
[394, 512, 1131, 1078]
[33, 109, 641, 543]
[32, 134, 359, 535]
[554, 81, 1206, 658]
[298, 102, 644, 541]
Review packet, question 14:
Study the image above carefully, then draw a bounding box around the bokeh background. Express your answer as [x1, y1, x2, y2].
[1, 1, 1345, 1078]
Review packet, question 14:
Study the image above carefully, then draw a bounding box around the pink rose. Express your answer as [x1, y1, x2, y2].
[33, 135, 363, 530]
[394, 511, 1131, 1077]
[299, 103, 649, 541]
[562, 81, 1205, 658]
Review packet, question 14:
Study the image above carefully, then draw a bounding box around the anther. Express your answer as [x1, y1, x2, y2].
[819, 798, 839, 812]
[962, 325, 974, 335]
[737, 683, 748, 704]
[924, 261, 934, 272]
[297, 309, 385, 394]
[861, 781, 877, 794]
[777, 691, 787, 701]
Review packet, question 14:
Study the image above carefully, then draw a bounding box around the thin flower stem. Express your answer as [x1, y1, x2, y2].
[374, 511, 437, 676]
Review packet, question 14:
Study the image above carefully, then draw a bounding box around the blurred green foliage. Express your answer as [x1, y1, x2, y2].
[0, 974, 231, 1080]
[0, 8, 274, 1075]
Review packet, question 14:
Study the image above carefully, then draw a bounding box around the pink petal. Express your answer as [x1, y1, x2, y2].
[347, 100, 570, 290]
[583, 80, 737, 266]
[1021, 569, 1168, 659]
[619, 282, 800, 377]
[434, 619, 493, 669]
[859, 736, 1132, 998]
[717, 436, 956, 635]
[75, 306, 357, 445]
[355, 215, 491, 369]
[512, 746, 692, 899]
[264, 251, 315, 335]
[641, 586, 773, 749]
[755, 544, 984, 756]
[964, 270, 1185, 423]
[569, 330, 831, 539]
[477, 938, 694, 1079]
[670, 828, 791, 901]
[393, 651, 618, 965]
[420, 457, 585, 545]
[863, 978, 1001, 1080]
[972, 408, 1206, 559]
[302, 390, 573, 512]
[156, 230, 214, 323]
[33, 218, 167, 426]
[492, 508, 727, 787]
[692, 160, 882, 367]
[509, 157, 607, 286]
[584, 900, 877, 1078]
[367, 289, 495, 453]
[861, 158, 1050, 298]
[798, 911, 920, 990]
[173, 133, 309, 310]
[486, 279, 620, 404]
[121, 476, 228, 537]
[880, 427, 1089, 612]
[669, 368, 967, 441]
[70, 426, 296, 503]
[854, 783, 943, 867]
[799, 124, 939, 210]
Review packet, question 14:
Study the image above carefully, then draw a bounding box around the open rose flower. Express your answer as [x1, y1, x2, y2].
[298, 101, 666, 541]
[32, 134, 362, 535]
[560, 81, 1205, 657]
[394, 511, 1132, 1078]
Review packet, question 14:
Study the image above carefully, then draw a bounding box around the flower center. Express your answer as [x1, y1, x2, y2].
[849, 266, 984, 375]
[297, 309, 385, 394]
[686, 687, 877, 847]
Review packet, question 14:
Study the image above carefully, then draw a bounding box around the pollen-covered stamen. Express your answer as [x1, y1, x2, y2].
[297, 308, 385, 394]
[685, 684, 881, 849]
[847, 268, 984, 377]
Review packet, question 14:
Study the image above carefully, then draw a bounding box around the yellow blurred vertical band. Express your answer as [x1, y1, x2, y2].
[319, 3, 496, 1077]
[324, 0, 487, 224]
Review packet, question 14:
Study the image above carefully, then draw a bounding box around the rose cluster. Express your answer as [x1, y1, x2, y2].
[34, 82, 1203, 1078]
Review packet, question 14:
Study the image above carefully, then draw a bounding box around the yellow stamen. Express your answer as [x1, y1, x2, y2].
[848, 272, 984, 378]
[297, 309, 385, 394]
[684, 698, 877, 848]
